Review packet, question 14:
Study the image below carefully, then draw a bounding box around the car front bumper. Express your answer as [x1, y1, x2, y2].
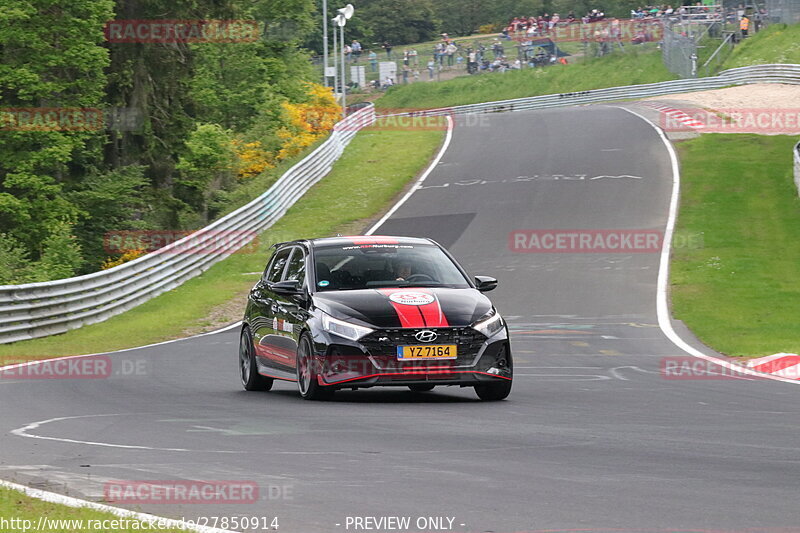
[310, 327, 512, 389]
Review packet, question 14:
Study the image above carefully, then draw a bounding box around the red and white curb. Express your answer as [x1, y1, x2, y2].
[619, 106, 800, 386]
[746, 353, 800, 380]
[643, 102, 707, 130]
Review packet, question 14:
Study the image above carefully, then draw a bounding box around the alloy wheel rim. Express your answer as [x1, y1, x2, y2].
[298, 340, 311, 394]
[240, 336, 251, 385]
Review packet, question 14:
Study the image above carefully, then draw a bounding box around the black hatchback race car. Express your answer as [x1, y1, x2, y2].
[238, 236, 512, 400]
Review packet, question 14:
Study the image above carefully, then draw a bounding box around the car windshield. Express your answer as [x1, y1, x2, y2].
[312, 242, 470, 291]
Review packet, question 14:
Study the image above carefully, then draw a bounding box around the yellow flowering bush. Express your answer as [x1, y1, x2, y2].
[101, 248, 145, 270]
[232, 139, 274, 180]
[276, 83, 340, 160]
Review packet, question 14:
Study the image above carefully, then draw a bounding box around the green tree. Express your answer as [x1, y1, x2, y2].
[360, 0, 440, 45]
[175, 123, 237, 224]
[0, 233, 33, 285]
[37, 222, 84, 281]
[437, 0, 489, 36]
[0, 0, 113, 258]
[68, 166, 149, 273]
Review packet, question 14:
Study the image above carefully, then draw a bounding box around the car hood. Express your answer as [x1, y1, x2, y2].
[313, 287, 493, 329]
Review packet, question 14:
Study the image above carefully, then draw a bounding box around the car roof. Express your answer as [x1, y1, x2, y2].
[308, 235, 435, 248]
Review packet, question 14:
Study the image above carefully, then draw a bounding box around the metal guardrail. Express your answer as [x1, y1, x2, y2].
[2, 64, 800, 345]
[384, 64, 800, 117]
[794, 140, 800, 197]
[0, 105, 375, 344]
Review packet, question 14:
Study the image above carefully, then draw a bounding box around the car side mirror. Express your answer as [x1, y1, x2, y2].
[271, 280, 302, 295]
[474, 275, 498, 292]
[272, 279, 310, 304]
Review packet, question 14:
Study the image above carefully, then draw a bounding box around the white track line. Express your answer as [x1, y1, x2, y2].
[366, 115, 454, 235]
[10, 414, 241, 453]
[0, 119, 455, 526]
[1, 114, 452, 373]
[0, 321, 241, 375]
[618, 106, 799, 386]
[1, 114, 451, 370]
[0, 479, 236, 533]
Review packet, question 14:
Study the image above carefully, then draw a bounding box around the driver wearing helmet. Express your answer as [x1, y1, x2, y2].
[394, 259, 413, 281]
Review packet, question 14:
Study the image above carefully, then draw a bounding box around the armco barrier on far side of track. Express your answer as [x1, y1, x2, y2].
[2, 64, 799, 345]
[0, 105, 375, 344]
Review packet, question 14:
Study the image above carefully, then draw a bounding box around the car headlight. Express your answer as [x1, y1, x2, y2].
[472, 309, 504, 338]
[322, 312, 374, 341]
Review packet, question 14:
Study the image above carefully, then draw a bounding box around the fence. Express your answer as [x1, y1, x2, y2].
[0, 105, 375, 345]
[382, 64, 800, 117]
[765, 0, 800, 23]
[662, 25, 699, 78]
[2, 65, 800, 345]
[794, 140, 800, 196]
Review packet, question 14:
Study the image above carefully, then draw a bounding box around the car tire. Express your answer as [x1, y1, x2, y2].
[408, 384, 435, 392]
[474, 380, 512, 401]
[239, 326, 274, 391]
[296, 333, 334, 401]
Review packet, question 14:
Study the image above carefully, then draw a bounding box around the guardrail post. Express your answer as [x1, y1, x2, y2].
[794, 141, 800, 197]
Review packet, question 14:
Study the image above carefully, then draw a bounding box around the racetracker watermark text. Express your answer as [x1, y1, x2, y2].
[0, 356, 151, 380]
[103, 480, 291, 504]
[660, 357, 758, 380]
[509, 229, 703, 253]
[0, 108, 142, 132]
[103, 230, 259, 255]
[660, 108, 800, 134]
[510, 229, 661, 253]
[104, 20, 259, 43]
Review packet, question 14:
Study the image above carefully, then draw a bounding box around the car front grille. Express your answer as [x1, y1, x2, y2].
[359, 327, 485, 369]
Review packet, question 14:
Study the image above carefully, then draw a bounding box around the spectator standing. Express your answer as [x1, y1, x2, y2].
[382, 41, 392, 59]
[467, 49, 477, 74]
[477, 43, 486, 62]
[351, 40, 362, 62]
[739, 14, 749, 37]
[492, 41, 504, 58]
[427, 58, 435, 79]
[434, 42, 445, 65]
[445, 41, 457, 67]
[409, 48, 418, 66]
[368, 49, 378, 72]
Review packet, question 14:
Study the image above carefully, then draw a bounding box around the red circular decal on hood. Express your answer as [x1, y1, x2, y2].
[388, 291, 435, 306]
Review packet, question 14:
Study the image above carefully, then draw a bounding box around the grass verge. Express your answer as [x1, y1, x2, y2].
[0, 128, 444, 361]
[0, 486, 188, 533]
[671, 134, 800, 357]
[375, 45, 673, 110]
[722, 23, 800, 69]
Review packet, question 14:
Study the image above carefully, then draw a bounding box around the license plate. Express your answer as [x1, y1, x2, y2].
[397, 345, 457, 360]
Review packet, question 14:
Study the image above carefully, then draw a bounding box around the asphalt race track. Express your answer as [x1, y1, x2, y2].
[3, 106, 800, 533]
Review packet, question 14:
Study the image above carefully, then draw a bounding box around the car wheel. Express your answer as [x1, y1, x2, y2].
[296, 333, 334, 401]
[474, 380, 512, 401]
[408, 384, 435, 392]
[239, 327, 273, 391]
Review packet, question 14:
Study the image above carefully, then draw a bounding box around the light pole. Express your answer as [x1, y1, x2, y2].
[336, 5, 354, 118]
[332, 16, 339, 102]
[323, 0, 329, 87]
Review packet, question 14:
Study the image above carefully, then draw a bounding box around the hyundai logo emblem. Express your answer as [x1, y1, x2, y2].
[414, 330, 438, 343]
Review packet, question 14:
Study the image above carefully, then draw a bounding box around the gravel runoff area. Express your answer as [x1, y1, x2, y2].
[646, 83, 800, 134]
